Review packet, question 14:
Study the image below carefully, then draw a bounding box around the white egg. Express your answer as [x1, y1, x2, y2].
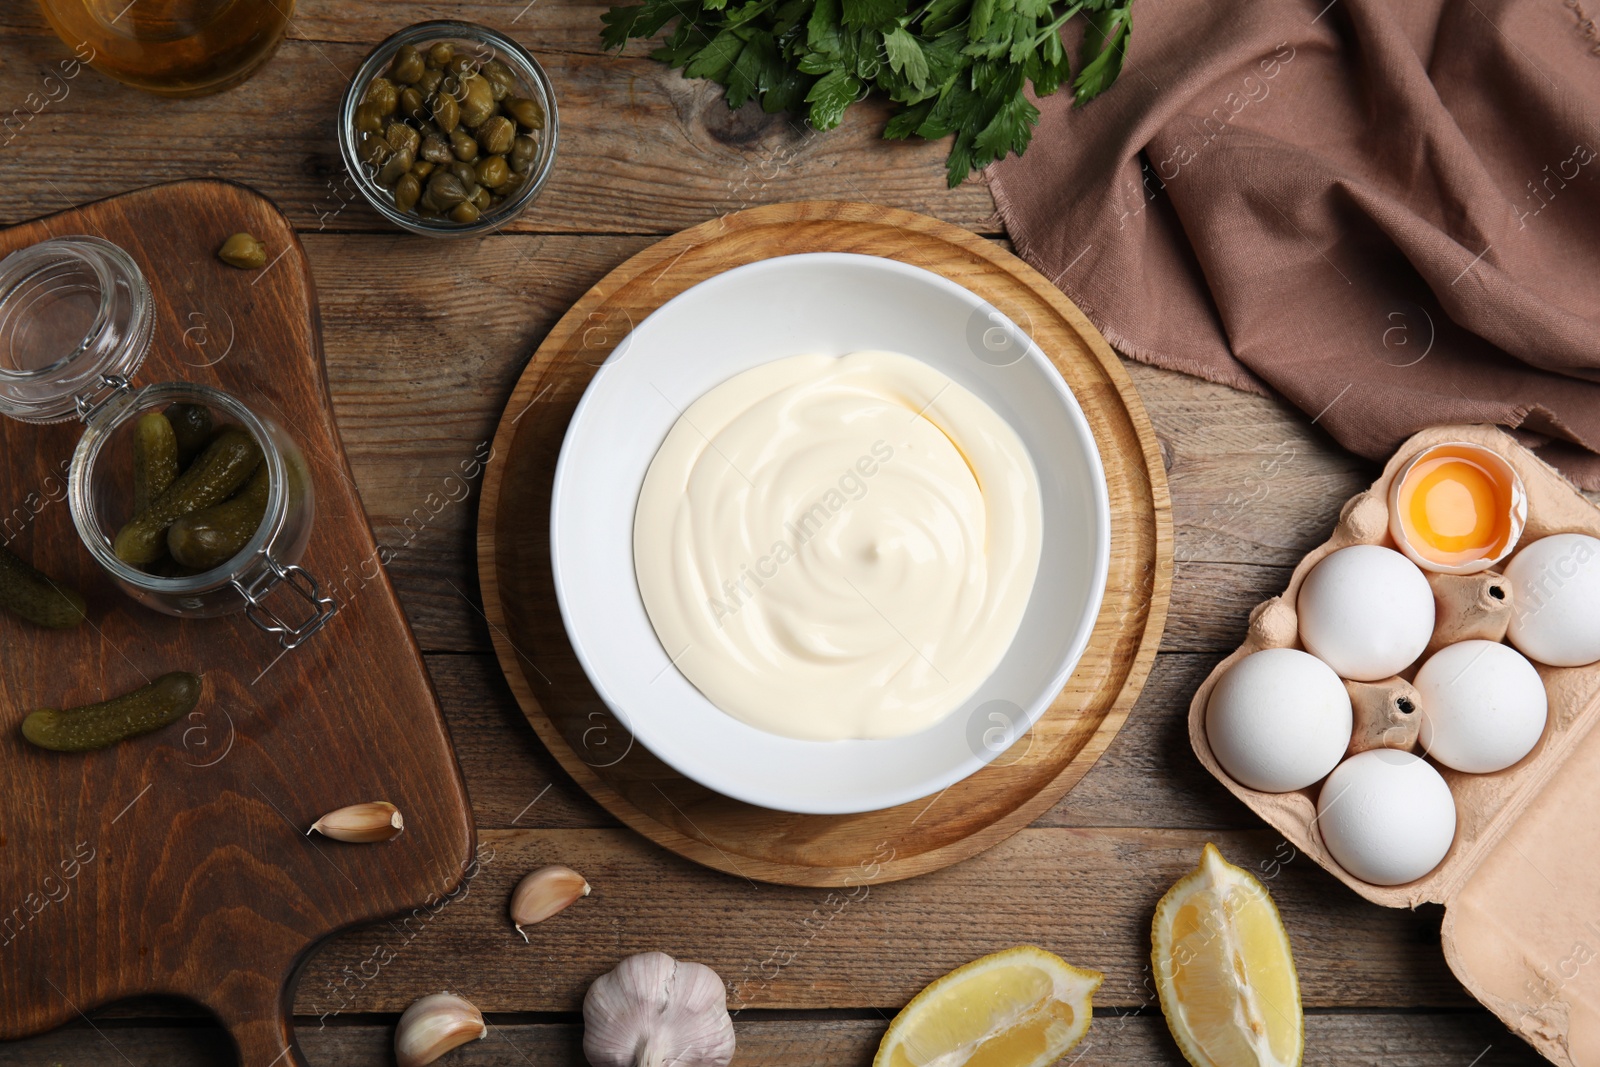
[1413, 640, 1547, 773]
[1504, 533, 1600, 667]
[1297, 544, 1435, 681]
[1205, 648, 1353, 792]
[1317, 749, 1456, 885]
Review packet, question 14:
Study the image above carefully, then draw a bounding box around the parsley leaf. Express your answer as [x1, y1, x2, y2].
[882, 27, 930, 90]
[806, 67, 863, 129]
[1074, 1, 1130, 103]
[684, 28, 747, 80]
[841, 0, 900, 28]
[603, 0, 1127, 185]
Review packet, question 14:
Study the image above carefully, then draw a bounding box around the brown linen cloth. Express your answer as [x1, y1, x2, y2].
[989, 0, 1600, 486]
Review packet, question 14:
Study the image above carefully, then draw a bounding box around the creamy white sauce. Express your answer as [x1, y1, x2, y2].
[632, 350, 1042, 741]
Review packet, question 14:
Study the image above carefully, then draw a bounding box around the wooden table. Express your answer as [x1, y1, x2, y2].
[0, 3, 1574, 1064]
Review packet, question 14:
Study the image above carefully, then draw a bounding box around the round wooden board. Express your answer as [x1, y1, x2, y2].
[477, 202, 1172, 887]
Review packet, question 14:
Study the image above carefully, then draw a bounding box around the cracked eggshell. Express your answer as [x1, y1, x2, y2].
[1297, 545, 1435, 681]
[1414, 640, 1547, 773]
[1205, 648, 1353, 793]
[1504, 533, 1600, 667]
[1317, 749, 1456, 886]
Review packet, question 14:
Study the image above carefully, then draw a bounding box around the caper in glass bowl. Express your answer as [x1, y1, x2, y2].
[338, 21, 559, 237]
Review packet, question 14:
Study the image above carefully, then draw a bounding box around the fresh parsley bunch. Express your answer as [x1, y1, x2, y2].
[601, 0, 1132, 186]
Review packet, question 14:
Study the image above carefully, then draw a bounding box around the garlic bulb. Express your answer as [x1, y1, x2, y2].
[582, 952, 735, 1067]
[395, 992, 486, 1067]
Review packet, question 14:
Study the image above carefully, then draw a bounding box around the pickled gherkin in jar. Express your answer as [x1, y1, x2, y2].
[115, 426, 262, 566]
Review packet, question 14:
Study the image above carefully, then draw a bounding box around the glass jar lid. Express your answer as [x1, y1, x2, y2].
[0, 235, 153, 424]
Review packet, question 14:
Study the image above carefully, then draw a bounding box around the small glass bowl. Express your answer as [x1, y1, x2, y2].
[338, 20, 560, 238]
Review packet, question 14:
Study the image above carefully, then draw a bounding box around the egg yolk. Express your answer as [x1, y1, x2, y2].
[1396, 451, 1513, 566]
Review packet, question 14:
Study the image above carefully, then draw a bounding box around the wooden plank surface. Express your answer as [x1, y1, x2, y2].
[1, 0, 1585, 1062]
[0, 1014, 1547, 1066]
[0, 5, 996, 236]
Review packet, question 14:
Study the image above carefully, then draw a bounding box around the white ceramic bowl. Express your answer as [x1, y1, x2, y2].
[550, 253, 1110, 813]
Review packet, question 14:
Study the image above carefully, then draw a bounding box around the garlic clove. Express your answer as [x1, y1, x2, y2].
[309, 801, 404, 843]
[510, 864, 590, 940]
[395, 992, 487, 1067]
[582, 952, 735, 1067]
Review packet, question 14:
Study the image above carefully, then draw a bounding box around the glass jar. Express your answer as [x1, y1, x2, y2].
[0, 235, 336, 647]
[37, 0, 293, 97]
[337, 20, 560, 237]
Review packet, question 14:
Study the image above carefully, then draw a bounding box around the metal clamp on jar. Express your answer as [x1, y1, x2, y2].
[0, 235, 336, 649]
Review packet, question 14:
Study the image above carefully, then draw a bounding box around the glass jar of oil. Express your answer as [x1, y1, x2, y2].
[37, 0, 293, 97]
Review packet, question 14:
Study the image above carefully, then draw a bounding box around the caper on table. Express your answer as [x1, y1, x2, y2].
[353, 37, 545, 226]
[217, 232, 267, 269]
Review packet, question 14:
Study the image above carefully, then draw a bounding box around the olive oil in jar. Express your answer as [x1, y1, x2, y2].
[37, 0, 292, 97]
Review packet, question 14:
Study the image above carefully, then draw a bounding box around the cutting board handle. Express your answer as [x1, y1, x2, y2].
[214, 993, 307, 1067]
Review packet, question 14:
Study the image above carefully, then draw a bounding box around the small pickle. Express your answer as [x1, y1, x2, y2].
[482, 59, 516, 101]
[410, 159, 436, 180]
[393, 171, 422, 213]
[22, 672, 202, 752]
[357, 130, 392, 166]
[471, 186, 491, 212]
[503, 96, 544, 131]
[417, 67, 445, 96]
[449, 128, 480, 162]
[114, 428, 263, 566]
[385, 121, 420, 156]
[165, 403, 213, 465]
[470, 151, 508, 189]
[427, 41, 455, 69]
[363, 76, 398, 116]
[509, 135, 537, 174]
[476, 115, 514, 156]
[131, 412, 178, 513]
[354, 101, 385, 135]
[419, 133, 453, 165]
[217, 233, 267, 270]
[0, 544, 84, 629]
[497, 172, 525, 198]
[168, 464, 270, 571]
[425, 171, 472, 210]
[431, 90, 460, 134]
[377, 146, 415, 187]
[389, 44, 424, 84]
[398, 86, 426, 123]
[450, 200, 482, 224]
[458, 75, 495, 128]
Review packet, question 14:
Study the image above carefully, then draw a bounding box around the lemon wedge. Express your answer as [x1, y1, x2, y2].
[1152, 843, 1304, 1067]
[873, 944, 1102, 1067]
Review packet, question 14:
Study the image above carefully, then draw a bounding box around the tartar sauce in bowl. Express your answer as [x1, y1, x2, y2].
[633, 349, 1042, 741]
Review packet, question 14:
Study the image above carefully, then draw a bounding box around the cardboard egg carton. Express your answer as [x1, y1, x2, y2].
[1188, 424, 1600, 1067]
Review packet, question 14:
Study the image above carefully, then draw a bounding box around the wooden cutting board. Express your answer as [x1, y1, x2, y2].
[478, 201, 1172, 887]
[0, 181, 474, 1066]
